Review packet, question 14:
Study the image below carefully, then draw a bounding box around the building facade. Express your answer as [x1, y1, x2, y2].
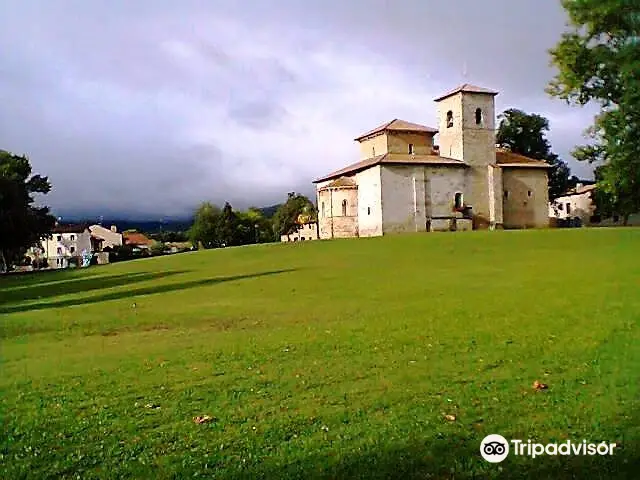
[314, 84, 552, 239]
[32, 224, 93, 268]
[280, 222, 319, 242]
[89, 224, 123, 250]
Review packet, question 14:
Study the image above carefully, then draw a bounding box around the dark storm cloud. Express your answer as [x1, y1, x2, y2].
[0, 1, 598, 218]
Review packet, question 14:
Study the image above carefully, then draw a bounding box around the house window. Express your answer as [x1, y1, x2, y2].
[341, 199, 348, 216]
[566, 203, 571, 214]
[475, 108, 483, 125]
[527, 190, 532, 197]
[454, 192, 464, 210]
[70, 235, 75, 241]
[408, 144, 414, 154]
[504, 190, 509, 199]
[558, 203, 564, 211]
[446, 111, 453, 128]
[367, 207, 371, 215]
[70, 247, 75, 254]
[372, 146, 376, 157]
[57, 235, 62, 241]
[57, 247, 62, 254]
[301, 237, 305, 241]
[321, 202, 325, 218]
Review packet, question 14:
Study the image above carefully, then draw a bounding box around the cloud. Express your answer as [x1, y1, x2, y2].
[0, 0, 598, 218]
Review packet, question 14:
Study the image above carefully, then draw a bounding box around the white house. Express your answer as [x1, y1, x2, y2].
[549, 183, 597, 224]
[89, 224, 123, 250]
[280, 222, 319, 242]
[32, 224, 93, 269]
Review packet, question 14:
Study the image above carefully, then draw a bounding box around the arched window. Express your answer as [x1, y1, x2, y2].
[446, 111, 453, 128]
[475, 108, 483, 125]
[342, 199, 348, 216]
[454, 192, 464, 210]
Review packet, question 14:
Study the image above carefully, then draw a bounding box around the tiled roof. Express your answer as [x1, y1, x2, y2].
[354, 119, 438, 141]
[314, 153, 467, 183]
[321, 177, 357, 189]
[561, 183, 597, 196]
[123, 232, 153, 246]
[433, 83, 498, 102]
[495, 150, 552, 168]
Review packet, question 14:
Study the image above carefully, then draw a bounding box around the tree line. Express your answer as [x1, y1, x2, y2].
[187, 192, 316, 249]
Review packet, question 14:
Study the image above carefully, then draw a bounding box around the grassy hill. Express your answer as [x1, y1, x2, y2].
[1, 229, 639, 478]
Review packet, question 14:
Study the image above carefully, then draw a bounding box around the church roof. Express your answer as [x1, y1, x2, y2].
[495, 149, 553, 168]
[354, 119, 438, 142]
[320, 177, 357, 189]
[433, 83, 498, 102]
[313, 153, 467, 183]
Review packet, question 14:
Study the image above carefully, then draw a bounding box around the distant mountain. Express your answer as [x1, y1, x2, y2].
[63, 205, 282, 233]
[257, 204, 281, 218]
[65, 217, 194, 234]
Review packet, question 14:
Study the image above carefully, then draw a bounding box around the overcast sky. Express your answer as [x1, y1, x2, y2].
[1, 0, 600, 219]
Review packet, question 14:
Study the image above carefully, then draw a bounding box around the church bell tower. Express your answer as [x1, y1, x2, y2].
[434, 84, 498, 227]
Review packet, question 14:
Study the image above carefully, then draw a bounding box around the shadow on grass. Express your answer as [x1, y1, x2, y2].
[239, 435, 637, 480]
[0, 269, 296, 314]
[0, 271, 189, 306]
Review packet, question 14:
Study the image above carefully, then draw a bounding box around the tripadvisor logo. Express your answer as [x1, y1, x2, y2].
[480, 434, 617, 463]
[480, 434, 509, 463]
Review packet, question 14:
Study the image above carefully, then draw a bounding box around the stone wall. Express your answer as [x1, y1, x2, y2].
[358, 134, 389, 160]
[386, 131, 435, 155]
[380, 165, 467, 234]
[502, 168, 549, 228]
[317, 186, 359, 239]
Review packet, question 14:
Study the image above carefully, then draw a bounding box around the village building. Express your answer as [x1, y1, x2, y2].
[89, 224, 123, 251]
[280, 222, 319, 242]
[549, 183, 640, 227]
[31, 224, 93, 268]
[313, 84, 552, 239]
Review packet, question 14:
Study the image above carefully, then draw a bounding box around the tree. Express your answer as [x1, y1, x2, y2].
[272, 193, 316, 238]
[547, 0, 640, 224]
[219, 202, 239, 246]
[188, 202, 222, 249]
[496, 109, 572, 200]
[0, 150, 56, 272]
[237, 208, 274, 244]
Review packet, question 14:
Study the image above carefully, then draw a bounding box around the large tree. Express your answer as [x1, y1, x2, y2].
[188, 202, 222, 249]
[496, 108, 572, 200]
[547, 0, 640, 224]
[272, 192, 316, 238]
[0, 150, 56, 272]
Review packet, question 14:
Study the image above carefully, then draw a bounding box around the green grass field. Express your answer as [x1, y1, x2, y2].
[1, 229, 639, 479]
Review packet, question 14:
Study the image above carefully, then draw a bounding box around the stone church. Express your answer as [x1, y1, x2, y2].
[313, 84, 552, 239]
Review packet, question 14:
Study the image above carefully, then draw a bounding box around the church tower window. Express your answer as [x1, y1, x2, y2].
[446, 111, 454, 128]
[475, 108, 483, 125]
[342, 199, 348, 216]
